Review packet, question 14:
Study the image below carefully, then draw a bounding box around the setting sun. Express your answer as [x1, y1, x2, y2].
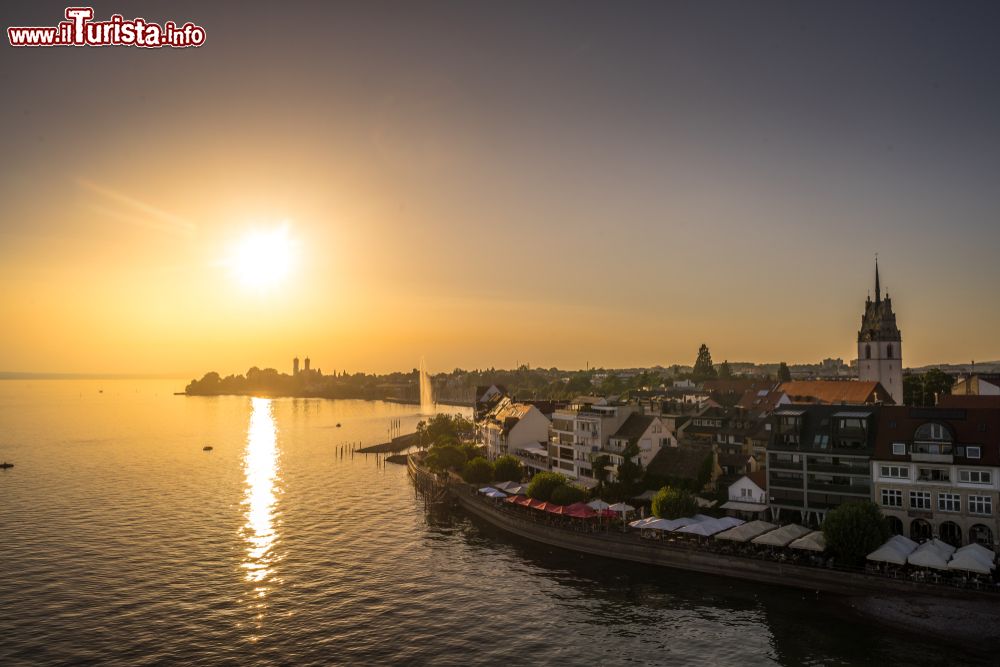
[225, 225, 297, 290]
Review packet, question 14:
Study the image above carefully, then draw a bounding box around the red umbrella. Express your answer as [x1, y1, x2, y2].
[517, 496, 534, 507]
[566, 506, 597, 519]
[545, 504, 566, 515]
[505, 495, 523, 504]
[528, 499, 547, 510]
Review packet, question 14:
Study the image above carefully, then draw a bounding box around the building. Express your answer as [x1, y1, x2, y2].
[602, 414, 673, 482]
[871, 406, 999, 548]
[777, 380, 893, 406]
[766, 405, 879, 525]
[547, 397, 636, 486]
[293, 357, 300, 375]
[477, 396, 551, 461]
[722, 471, 769, 519]
[857, 260, 903, 404]
[952, 374, 1000, 397]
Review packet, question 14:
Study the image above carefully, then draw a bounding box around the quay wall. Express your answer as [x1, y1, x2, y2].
[452, 485, 993, 600]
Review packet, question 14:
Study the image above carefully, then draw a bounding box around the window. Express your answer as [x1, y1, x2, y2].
[887, 344, 894, 359]
[966, 446, 981, 460]
[938, 493, 961, 513]
[917, 468, 950, 483]
[891, 443, 906, 456]
[880, 465, 909, 479]
[910, 491, 931, 510]
[741, 487, 752, 498]
[813, 434, 829, 448]
[865, 344, 872, 360]
[969, 496, 993, 516]
[959, 470, 992, 484]
[881, 489, 902, 507]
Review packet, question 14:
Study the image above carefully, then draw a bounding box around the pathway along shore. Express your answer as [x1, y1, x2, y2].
[407, 456, 998, 602]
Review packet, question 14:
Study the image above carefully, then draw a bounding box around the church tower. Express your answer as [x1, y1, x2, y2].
[857, 259, 903, 404]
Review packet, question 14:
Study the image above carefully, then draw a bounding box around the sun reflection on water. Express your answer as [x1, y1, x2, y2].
[241, 397, 281, 607]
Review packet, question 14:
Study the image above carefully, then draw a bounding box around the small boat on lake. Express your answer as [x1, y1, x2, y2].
[336, 423, 342, 428]
[0, 462, 13, 469]
[202, 446, 213, 451]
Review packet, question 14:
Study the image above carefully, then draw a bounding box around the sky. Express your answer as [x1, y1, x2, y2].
[2, 1, 999, 376]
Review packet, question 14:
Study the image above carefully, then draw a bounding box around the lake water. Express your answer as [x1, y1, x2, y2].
[0, 380, 985, 665]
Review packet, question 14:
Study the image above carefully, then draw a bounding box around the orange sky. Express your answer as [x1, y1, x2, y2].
[2, 2, 999, 376]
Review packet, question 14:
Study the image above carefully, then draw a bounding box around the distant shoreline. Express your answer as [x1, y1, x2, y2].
[180, 391, 473, 408]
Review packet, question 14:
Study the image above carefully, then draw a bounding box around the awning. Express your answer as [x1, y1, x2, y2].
[867, 535, 919, 565]
[721, 501, 768, 513]
[948, 544, 996, 574]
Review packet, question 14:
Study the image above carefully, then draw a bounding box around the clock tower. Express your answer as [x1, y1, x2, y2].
[857, 259, 903, 404]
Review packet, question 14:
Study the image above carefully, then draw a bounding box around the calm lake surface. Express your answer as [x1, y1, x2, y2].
[0, 380, 983, 665]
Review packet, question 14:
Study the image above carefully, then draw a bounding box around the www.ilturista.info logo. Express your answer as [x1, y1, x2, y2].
[7, 7, 205, 48]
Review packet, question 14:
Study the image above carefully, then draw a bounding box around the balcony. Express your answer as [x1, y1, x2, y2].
[910, 442, 953, 464]
[808, 482, 871, 495]
[808, 462, 870, 476]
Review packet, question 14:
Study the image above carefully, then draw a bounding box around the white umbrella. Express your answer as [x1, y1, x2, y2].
[486, 490, 508, 499]
[752, 524, 812, 547]
[478, 486, 499, 494]
[789, 530, 827, 552]
[506, 485, 528, 495]
[629, 517, 658, 528]
[955, 543, 996, 568]
[908, 541, 951, 570]
[715, 520, 777, 543]
[867, 538, 916, 565]
[947, 549, 994, 575]
[494, 481, 516, 491]
[588, 499, 611, 511]
[678, 518, 729, 537]
[608, 503, 635, 512]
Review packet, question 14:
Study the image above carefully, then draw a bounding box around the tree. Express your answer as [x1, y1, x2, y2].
[922, 369, 953, 405]
[550, 484, 588, 505]
[425, 444, 466, 472]
[822, 501, 889, 567]
[652, 486, 699, 519]
[692, 344, 717, 380]
[527, 472, 567, 501]
[462, 457, 494, 484]
[615, 443, 644, 494]
[718, 360, 732, 379]
[493, 455, 523, 482]
[777, 362, 791, 382]
[591, 454, 611, 488]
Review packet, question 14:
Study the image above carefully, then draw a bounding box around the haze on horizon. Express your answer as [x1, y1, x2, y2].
[2, 1, 999, 377]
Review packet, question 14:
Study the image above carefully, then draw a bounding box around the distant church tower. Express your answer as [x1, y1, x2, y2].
[293, 357, 300, 375]
[857, 259, 903, 404]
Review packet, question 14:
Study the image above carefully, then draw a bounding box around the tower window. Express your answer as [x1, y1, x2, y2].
[886, 344, 894, 359]
[865, 344, 872, 360]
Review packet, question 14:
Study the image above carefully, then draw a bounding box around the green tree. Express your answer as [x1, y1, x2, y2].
[493, 455, 523, 482]
[652, 486, 699, 519]
[591, 454, 611, 488]
[693, 344, 717, 381]
[777, 362, 792, 382]
[922, 368, 953, 405]
[527, 472, 567, 501]
[462, 457, 494, 484]
[425, 444, 466, 472]
[822, 501, 889, 567]
[615, 443, 644, 495]
[550, 484, 587, 505]
[718, 360, 733, 378]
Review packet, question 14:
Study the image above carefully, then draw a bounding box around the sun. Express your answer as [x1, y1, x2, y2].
[226, 225, 297, 290]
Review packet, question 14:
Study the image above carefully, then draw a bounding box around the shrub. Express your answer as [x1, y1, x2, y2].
[550, 484, 587, 506]
[493, 455, 523, 482]
[822, 501, 890, 567]
[462, 457, 494, 484]
[652, 486, 699, 519]
[527, 471, 567, 501]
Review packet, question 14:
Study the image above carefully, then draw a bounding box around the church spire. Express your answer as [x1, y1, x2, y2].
[875, 256, 881, 303]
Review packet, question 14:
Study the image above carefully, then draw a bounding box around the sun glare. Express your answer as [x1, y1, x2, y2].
[226, 226, 297, 290]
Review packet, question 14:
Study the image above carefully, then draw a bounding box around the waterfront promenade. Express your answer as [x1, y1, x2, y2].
[409, 459, 999, 600]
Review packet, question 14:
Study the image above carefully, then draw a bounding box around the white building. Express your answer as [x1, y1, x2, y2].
[478, 397, 551, 461]
[603, 414, 674, 481]
[548, 397, 636, 486]
[721, 471, 769, 518]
